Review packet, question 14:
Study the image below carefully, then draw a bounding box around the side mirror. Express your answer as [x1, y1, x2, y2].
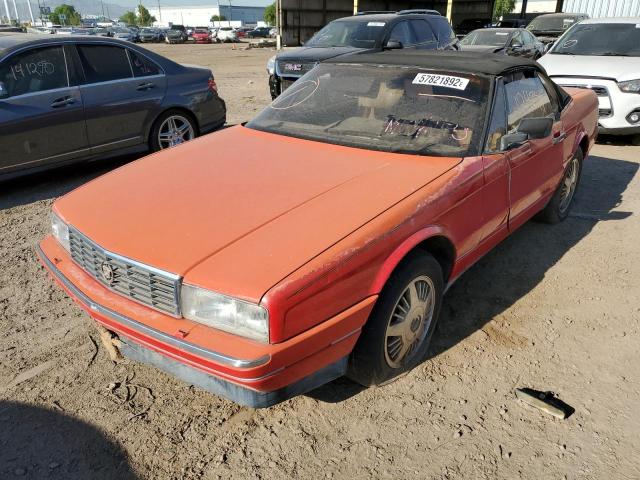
[518, 116, 553, 139]
[384, 39, 403, 50]
[500, 132, 528, 151]
[510, 41, 523, 51]
[0, 82, 8, 99]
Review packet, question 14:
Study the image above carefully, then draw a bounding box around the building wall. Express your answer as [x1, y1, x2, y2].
[514, 0, 557, 13]
[564, 0, 640, 17]
[149, 4, 265, 27]
[281, 0, 497, 46]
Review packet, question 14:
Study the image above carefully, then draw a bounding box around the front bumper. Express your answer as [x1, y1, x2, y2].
[552, 76, 640, 136]
[37, 236, 376, 407]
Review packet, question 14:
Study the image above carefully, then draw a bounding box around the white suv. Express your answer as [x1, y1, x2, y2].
[539, 18, 640, 144]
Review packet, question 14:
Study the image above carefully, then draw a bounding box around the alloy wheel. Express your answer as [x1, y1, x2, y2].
[158, 115, 194, 149]
[559, 156, 580, 213]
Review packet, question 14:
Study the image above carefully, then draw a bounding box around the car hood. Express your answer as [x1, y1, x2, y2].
[276, 45, 369, 63]
[54, 126, 461, 302]
[539, 53, 640, 82]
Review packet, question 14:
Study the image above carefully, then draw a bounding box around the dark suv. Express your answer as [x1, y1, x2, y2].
[267, 10, 457, 99]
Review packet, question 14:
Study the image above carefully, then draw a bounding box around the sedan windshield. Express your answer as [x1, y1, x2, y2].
[247, 64, 489, 157]
[305, 20, 386, 48]
[460, 30, 510, 46]
[527, 15, 577, 33]
[549, 23, 640, 56]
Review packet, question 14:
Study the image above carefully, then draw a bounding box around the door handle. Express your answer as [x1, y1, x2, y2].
[136, 82, 156, 91]
[552, 131, 567, 144]
[50, 96, 74, 108]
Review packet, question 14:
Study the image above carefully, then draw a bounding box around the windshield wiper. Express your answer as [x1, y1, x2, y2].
[599, 52, 630, 56]
[551, 51, 575, 55]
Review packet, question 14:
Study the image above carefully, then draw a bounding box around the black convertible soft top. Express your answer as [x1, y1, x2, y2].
[325, 50, 543, 76]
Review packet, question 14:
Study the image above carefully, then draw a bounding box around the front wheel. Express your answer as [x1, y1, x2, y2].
[538, 149, 583, 223]
[347, 252, 444, 386]
[149, 110, 197, 152]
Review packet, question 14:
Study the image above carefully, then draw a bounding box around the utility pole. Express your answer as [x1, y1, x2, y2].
[26, 0, 34, 23]
[157, 0, 161, 21]
[353, 0, 358, 15]
[228, 0, 232, 26]
[11, 0, 18, 23]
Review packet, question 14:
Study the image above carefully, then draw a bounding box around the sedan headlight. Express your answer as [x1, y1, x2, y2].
[51, 211, 70, 252]
[181, 285, 269, 342]
[267, 55, 276, 75]
[618, 79, 640, 93]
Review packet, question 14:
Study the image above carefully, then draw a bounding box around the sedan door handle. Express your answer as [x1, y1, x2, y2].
[50, 96, 74, 108]
[136, 82, 156, 91]
[552, 131, 568, 144]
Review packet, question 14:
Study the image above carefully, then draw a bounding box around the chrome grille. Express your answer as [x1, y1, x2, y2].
[68, 228, 181, 316]
[277, 60, 317, 78]
[562, 84, 612, 118]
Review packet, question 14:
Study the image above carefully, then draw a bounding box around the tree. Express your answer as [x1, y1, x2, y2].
[50, 4, 82, 26]
[137, 5, 156, 26]
[210, 14, 226, 22]
[119, 10, 137, 25]
[493, 0, 516, 19]
[264, 1, 276, 26]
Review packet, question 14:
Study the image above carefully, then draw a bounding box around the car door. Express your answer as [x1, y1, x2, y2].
[0, 44, 88, 175]
[73, 43, 167, 154]
[387, 21, 416, 48]
[503, 69, 564, 229]
[408, 19, 438, 50]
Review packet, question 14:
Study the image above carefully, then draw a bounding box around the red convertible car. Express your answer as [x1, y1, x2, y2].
[38, 51, 598, 407]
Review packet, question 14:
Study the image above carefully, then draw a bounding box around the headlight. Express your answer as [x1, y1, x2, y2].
[267, 55, 276, 75]
[51, 211, 70, 252]
[618, 79, 640, 93]
[181, 285, 269, 343]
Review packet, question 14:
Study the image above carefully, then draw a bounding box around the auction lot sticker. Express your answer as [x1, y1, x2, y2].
[412, 73, 470, 91]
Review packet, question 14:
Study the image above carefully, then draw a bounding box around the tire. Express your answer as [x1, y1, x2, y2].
[631, 134, 640, 146]
[538, 149, 583, 224]
[347, 251, 444, 386]
[149, 110, 198, 152]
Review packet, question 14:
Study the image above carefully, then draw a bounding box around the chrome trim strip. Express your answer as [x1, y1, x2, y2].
[38, 244, 271, 369]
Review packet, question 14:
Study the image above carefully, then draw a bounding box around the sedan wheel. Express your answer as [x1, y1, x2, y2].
[538, 149, 583, 224]
[157, 115, 195, 149]
[347, 251, 444, 386]
[385, 276, 435, 369]
[558, 155, 580, 214]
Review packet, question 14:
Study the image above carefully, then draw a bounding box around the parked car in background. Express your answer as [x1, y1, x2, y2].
[267, 10, 458, 99]
[235, 27, 253, 39]
[93, 27, 112, 37]
[269, 27, 277, 38]
[216, 27, 238, 43]
[454, 17, 491, 38]
[139, 27, 164, 43]
[459, 28, 544, 59]
[192, 27, 212, 43]
[246, 27, 272, 38]
[38, 51, 597, 408]
[493, 18, 529, 28]
[166, 25, 188, 44]
[0, 35, 226, 180]
[112, 27, 137, 42]
[526, 12, 589, 46]
[539, 17, 640, 144]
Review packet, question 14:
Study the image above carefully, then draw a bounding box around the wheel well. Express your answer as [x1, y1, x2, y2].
[414, 235, 456, 282]
[578, 135, 589, 158]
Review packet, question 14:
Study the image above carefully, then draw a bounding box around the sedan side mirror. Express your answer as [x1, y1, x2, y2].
[0, 82, 8, 99]
[500, 132, 528, 151]
[518, 116, 553, 139]
[384, 40, 403, 50]
[510, 41, 523, 51]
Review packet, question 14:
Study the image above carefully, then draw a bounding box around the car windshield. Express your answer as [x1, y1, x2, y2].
[527, 15, 577, 32]
[549, 23, 640, 56]
[113, 28, 129, 33]
[247, 64, 489, 157]
[305, 20, 386, 48]
[195, 28, 208, 33]
[460, 30, 510, 46]
[141, 28, 155, 32]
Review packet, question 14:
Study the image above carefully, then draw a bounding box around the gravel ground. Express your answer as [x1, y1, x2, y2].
[1, 43, 639, 480]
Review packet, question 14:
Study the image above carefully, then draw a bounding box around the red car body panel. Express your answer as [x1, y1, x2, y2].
[192, 32, 211, 43]
[39, 82, 598, 405]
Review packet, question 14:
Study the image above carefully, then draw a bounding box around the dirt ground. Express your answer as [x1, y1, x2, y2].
[1, 43, 639, 480]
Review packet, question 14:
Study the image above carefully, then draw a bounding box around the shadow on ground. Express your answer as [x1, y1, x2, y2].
[309, 152, 638, 403]
[0, 401, 138, 479]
